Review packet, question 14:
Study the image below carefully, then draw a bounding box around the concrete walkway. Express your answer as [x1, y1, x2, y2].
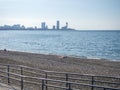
[0, 83, 19, 90]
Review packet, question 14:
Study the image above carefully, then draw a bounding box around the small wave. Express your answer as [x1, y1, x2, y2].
[86, 56, 120, 62]
[23, 42, 40, 45]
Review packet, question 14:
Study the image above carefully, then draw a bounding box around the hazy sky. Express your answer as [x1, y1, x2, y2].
[0, 0, 120, 30]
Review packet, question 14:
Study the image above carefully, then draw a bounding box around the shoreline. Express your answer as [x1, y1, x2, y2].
[0, 50, 120, 77]
[1, 49, 120, 62]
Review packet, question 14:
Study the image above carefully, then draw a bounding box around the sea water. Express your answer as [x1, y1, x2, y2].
[0, 30, 120, 61]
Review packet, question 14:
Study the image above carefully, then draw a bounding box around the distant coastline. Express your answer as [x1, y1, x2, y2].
[0, 28, 75, 31]
[0, 20, 75, 30]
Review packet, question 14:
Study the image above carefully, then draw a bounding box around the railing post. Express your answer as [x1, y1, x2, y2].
[45, 72, 48, 90]
[67, 83, 72, 90]
[42, 80, 45, 90]
[21, 67, 23, 90]
[104, 88, 106, 90]
[91, 76, 94, 90]
[21, 67, 23, 75]
[66, 74, 68, 87]
[21, 76, 23, 90]
[7, 65, 10, 85]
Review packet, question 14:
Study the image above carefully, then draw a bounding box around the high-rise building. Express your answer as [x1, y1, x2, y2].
[53, 25, 55, 30]
[66, 22, 68, 29]
[56, 20, 60, 30]
[61, 22, 68, 30]
[41, 22, 46, 30]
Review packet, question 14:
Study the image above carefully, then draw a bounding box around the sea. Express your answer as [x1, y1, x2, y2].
[0, 30, 120, 61]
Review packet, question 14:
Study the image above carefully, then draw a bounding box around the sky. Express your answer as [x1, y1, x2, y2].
[0, 0, 120, 30]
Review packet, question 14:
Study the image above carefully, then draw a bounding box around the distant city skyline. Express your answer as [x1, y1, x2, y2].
[0, 20, 73, 30]
[0, 0, 120, 30]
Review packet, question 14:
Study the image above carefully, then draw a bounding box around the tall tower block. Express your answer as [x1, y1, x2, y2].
[56, 20, 60, 30]
[41, 22, 46, 30]
[66, 22, 68, 29]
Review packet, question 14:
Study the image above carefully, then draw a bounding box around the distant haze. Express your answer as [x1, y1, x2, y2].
[0, 0, 120, 30]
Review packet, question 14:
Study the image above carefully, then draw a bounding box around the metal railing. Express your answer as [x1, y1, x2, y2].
[0, 63, 120, 90]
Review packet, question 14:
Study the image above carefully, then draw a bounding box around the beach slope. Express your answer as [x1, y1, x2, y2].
[0, 50, 120, 77]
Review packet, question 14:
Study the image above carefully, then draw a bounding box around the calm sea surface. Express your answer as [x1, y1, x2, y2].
[0, 30, 120, 61]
